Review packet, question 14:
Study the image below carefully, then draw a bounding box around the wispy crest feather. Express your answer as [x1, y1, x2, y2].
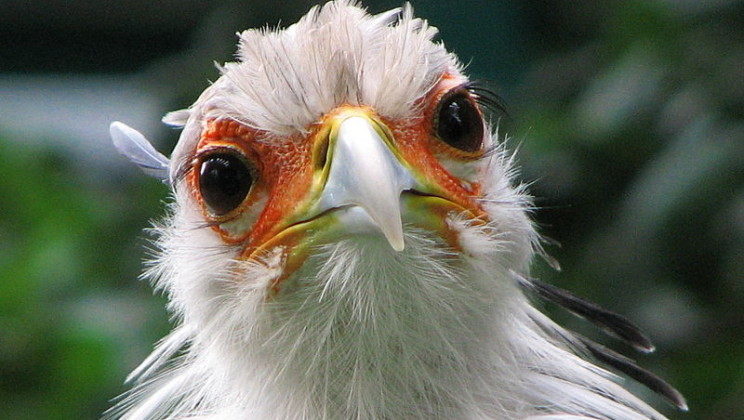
[110, 121, 170, 182]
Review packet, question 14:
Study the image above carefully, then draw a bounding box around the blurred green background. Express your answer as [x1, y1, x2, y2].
[0, 0, 742, 418]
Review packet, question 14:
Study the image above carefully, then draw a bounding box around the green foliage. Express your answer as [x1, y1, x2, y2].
[0, 141, 170, 419]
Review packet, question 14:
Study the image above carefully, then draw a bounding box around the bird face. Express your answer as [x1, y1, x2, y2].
[182, 76, 490, 294]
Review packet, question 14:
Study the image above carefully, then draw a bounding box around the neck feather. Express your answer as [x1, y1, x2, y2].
[200, 232, 527, 419]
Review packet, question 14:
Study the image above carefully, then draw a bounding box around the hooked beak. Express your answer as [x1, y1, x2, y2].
[313, 112, 415, 251]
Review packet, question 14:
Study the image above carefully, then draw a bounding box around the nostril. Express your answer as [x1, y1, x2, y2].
[314, 135, 329, 171]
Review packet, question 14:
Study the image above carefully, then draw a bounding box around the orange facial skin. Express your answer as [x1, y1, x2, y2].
[186, 73, 489, 287]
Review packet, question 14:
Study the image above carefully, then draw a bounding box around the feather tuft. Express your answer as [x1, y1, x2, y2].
[513, 273, 656, 353]
[577, 336, 689, 411]
[110, 121, 170, 182]
[162, 109, 191, 127]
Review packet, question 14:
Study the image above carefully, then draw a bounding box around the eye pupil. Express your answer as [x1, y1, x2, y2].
[436, 90, 484, 153]
[199, 153, 253, 216]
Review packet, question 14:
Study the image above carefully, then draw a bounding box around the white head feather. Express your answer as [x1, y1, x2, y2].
[107, 1, 682, 419]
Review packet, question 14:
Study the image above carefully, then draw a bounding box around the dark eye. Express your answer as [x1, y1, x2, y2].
[198, 152, 253, 216]
[435, 89, 484, 153]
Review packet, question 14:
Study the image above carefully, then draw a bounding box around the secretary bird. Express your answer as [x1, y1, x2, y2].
[107, 1, 686, 418]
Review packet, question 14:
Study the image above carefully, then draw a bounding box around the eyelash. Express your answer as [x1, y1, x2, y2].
[462, 81, 509, 118]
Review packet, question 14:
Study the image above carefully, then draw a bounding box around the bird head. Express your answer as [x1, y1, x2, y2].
[108, 2, 685, 419]
[143, 1, 535, 322]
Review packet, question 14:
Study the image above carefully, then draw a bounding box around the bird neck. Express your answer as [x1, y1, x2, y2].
[206, 234, 522, 419]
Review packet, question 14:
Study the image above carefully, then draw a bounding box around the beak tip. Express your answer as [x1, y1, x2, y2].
[383, 225, 405, 252]
[374, 211, 405, 252]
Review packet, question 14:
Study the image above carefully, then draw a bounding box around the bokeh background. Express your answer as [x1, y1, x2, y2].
[1, 0, 742, 418]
